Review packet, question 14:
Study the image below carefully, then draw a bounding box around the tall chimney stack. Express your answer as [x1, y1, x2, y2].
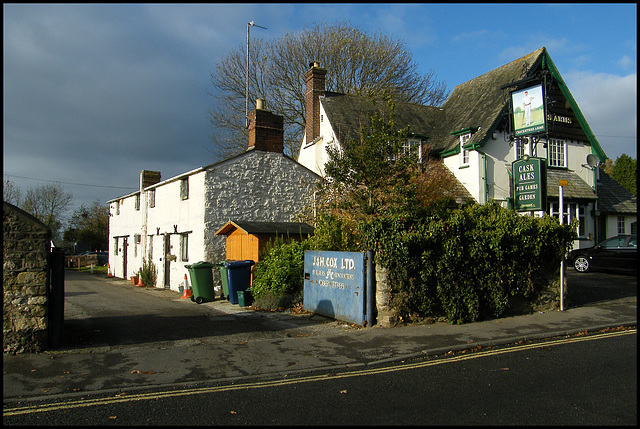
[247, 99, 284, 153]
[304, 61, 326, 145]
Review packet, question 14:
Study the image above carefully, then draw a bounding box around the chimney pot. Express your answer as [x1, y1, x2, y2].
[256, 98, 265, 110]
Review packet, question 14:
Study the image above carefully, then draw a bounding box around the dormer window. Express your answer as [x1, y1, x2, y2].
[402, 138, 423, 162]
[460, 133, 471, 165]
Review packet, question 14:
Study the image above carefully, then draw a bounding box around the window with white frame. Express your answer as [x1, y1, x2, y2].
[180, 233, 189, 262]
[549, 202, 586, 237]
[135, 193, 140, 211]
[402, 138, 423, 162]
[460, 133, 471, 165]
[113, 237, 118, 255]
[515, 137, 526, 160]
[180, 178, 189, 200]
[617, 216, 626, 234]
[148, 189, 155, 208]
[148, 235, 154, 261]
[548, 139, 567, 167]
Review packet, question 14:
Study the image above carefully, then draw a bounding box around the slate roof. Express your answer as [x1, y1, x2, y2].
[595, 169, 637, 214]
[321, 92, 444, 152]
[431, 48, 546, 153]
[546, 169, 597, 200]
[215, 220, 314, 236]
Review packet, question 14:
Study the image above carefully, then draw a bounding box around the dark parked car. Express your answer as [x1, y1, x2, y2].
[567, 235, 637, 274]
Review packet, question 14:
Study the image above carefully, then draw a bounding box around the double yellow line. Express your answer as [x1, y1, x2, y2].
[4, 328, 635, 417]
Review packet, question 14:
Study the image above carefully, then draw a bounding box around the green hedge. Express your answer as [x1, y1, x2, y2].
[360, 203, 576, 324]
[251, 203, 576, 323]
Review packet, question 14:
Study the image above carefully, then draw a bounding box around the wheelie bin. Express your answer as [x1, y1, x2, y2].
[217, 261, 230, 300]
[226, 260, 255, 305]
[185, 262, 216, 304]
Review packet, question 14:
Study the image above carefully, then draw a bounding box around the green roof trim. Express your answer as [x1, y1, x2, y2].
[450, 126, 479, 136]
[542, 51, 608, 162]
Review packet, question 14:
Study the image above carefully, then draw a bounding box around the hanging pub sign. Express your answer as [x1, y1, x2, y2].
[513, 155, 547, 212]
[512, 84, 546, 136]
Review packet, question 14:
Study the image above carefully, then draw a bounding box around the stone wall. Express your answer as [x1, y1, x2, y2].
[3, 202, 51, 354]
[203, 151, 320, 265]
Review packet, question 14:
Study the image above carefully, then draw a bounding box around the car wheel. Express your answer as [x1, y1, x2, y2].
[573, 256, 591, 273]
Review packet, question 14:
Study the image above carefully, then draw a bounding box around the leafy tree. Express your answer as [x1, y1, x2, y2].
[610, 154, 636, 196]
[319, 97, 456, 219]
[20, 183, 72, 240]
[64, 200, 109, 251]
[208, 21, 449, 159]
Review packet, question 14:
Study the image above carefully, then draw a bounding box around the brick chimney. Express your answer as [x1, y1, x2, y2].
[247, 99, 284, 153]
[140, 170, 161, 190]
[304, 61, 326, 145]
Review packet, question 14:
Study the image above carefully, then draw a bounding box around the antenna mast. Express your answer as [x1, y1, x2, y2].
[246, 21, 267, 128]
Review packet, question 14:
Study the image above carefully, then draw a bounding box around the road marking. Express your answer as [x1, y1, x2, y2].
[4, 328, 635, 417]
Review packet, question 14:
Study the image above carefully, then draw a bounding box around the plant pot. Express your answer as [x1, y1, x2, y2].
[131, 276, 139, 285]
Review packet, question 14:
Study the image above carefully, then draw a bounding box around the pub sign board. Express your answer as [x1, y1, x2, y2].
[512, 84, 546, 137]
[303, 250, 367, 326]
[513, 156, 547, 212]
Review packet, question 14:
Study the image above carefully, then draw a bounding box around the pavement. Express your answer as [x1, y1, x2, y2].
[3, 272, 636, 404]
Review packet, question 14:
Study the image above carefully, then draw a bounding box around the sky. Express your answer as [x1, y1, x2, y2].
[3, 3, 637, 219]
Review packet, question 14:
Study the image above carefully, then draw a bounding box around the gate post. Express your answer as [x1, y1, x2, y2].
[48, 248, 65, 348]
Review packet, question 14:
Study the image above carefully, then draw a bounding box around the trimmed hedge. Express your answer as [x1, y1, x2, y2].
[360, 203, 576, 324]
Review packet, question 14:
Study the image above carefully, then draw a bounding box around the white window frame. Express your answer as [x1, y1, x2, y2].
[549, 202, 586, 237]
[460, 133, 471, 166]
[148, 189, 156, 208]
[402, 138, 423, 162]
[180, 233, 189, 262]
[548, 139, 567, 167]
[180, 178, 189, 200]
[617, 216, 626, 234]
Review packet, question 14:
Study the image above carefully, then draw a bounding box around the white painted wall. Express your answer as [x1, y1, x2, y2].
[109, 151, 320, 291]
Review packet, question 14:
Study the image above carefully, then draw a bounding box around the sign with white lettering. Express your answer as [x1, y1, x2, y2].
[513, 156, 547, 211]
[303, 251, 368, 325]
[512, 84, 546, 136]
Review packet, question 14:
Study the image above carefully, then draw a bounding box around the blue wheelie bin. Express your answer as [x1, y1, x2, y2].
[226, 260, 255, 305]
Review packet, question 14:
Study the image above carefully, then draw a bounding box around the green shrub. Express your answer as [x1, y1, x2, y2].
[360, 202, 576, 324]
[139, 258, 158, 287]
[251, 237, 311, 301]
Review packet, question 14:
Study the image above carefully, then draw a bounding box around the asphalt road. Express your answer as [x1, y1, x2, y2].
[4, 328, 636, 425]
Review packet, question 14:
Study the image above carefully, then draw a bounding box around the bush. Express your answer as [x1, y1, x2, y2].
[251, 237, 311, 301]
[360, 202, 576, 324]
[139, 258, 158, 287]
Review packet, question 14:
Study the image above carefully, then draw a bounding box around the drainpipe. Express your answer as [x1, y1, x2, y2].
[477, 149, 488, 204]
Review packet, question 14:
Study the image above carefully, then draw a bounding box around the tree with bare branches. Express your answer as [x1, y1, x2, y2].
[208, 21, 448, 159]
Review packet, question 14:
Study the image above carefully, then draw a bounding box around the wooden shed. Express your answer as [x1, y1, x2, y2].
[214, 220, 314, 262]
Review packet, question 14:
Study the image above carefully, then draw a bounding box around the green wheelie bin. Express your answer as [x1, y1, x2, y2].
[186, 262, 216, 304]
[217, 261, 230, 300]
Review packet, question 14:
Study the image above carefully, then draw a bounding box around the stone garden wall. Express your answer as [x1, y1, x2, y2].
[3, 202, 51, 354]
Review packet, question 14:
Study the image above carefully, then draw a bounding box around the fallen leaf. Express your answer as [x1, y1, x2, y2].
[42, 388, 50, 393]
[500, 367, 509, 371]
[340, 390, 348, 394]
[109, 416, 117, 419]
[230, 411, 237, 415]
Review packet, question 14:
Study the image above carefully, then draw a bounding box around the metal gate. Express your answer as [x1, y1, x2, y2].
[303, 250, 375, 327]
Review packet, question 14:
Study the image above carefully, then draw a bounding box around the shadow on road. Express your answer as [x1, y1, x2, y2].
[566, 269, 636, 308]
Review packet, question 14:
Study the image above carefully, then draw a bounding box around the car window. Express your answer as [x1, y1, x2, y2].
[601, 237, 626, 249]
[626, 237, 637, 248]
